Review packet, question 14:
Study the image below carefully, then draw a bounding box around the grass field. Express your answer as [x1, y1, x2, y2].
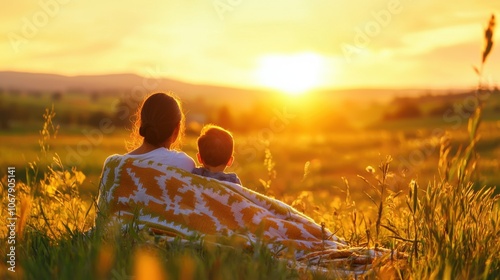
[1, 92, 500, 279]
[2, 117, 499, 201]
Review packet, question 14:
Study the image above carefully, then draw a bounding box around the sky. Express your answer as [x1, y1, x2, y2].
[1, 0, 500, 91]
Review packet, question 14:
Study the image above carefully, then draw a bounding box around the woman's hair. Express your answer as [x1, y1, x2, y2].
[128, 92, 185, 150]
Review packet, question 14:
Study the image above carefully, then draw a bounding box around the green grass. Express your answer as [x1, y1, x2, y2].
[0, 98, 499, 279]
[2, 116, 500, 198]
[12, 230, 300, 280]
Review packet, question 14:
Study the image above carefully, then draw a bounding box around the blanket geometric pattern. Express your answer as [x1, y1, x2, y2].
[98, 156, 399, 275]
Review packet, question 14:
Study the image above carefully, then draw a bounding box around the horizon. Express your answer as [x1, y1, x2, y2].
[0, 70, 480, 94]
[1, 1, 500, 92]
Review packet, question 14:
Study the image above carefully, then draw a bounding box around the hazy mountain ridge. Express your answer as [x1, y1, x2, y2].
[0, 71, 463, 104]
[0, 71, 275, 106]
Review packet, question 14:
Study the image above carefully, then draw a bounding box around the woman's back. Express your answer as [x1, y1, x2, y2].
[111, 148, 195, 171]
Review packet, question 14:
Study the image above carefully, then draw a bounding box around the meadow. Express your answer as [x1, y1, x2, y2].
[1, 87, 499, 279]
[2, 94, 499, 203]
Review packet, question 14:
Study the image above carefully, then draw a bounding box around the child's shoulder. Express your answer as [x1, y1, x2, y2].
[192, 167, 208, 175]
[225, 172, 241, 185]
[192, 168, 241, 185]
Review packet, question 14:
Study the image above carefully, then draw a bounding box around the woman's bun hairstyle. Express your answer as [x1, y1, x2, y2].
[139, 123, 163, 146]
[138, 93, 182, 147]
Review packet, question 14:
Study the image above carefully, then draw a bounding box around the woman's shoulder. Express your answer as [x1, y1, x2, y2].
[102, 149, 195, 171]
[142, 148, 195, 171]
[102, 153, 121, 163]
[158, 149, 193, 159]
[102, 153, 127, 168]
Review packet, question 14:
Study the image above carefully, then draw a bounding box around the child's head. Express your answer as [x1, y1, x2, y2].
[196, 125, 234, 170]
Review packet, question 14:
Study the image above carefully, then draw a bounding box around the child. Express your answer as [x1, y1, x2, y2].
[192, 124, 241, 184]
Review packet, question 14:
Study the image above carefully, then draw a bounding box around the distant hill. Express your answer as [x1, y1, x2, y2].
[0, 71, 463, 105]
[0, 71, 274, 107]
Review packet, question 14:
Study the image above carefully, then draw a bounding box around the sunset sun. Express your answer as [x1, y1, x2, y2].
[256, 53, 326, 95]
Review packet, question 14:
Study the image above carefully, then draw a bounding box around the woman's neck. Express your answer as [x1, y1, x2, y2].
[129, 141, 171, 155]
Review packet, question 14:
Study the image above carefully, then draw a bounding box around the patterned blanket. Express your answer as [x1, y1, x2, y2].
[98, 156, 399, 275]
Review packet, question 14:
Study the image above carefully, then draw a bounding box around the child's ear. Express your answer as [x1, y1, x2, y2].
[196, 153, 203, 165]
[226, 156, 234, 167]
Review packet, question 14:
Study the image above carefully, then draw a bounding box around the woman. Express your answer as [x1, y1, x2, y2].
[97, 92, 195, 227]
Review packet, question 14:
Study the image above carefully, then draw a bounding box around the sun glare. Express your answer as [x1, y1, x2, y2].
[256, 53, 326, 95]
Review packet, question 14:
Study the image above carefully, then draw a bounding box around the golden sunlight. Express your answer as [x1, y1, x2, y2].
[256, 53, 326, 95]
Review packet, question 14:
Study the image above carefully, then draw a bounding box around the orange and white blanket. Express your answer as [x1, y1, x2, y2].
[98, 156, 397, 275]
